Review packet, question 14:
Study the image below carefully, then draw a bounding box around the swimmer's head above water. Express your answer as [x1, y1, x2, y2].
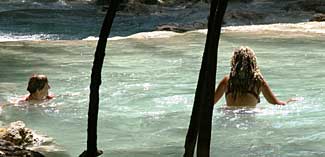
[26, 74, 52, 102]
[228, 46, 263, 99]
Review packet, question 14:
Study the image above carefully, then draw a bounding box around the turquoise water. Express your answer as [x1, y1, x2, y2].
[0, 31, 325, 156]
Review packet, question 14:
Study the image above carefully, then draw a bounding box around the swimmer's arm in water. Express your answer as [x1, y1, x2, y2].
[261, 79, 286, 105]
[214, 76, 228, 105]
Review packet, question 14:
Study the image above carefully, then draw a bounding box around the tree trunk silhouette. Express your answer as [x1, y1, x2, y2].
[80, 1, 120, 157]
[183, 0, 228, 156]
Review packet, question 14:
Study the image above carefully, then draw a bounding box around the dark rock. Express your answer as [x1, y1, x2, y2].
[300, 0, 325, 11]
[122, 2, 152, 15]
[156, 21, 207, 33]
[310, 13, 325, 21]
[0, 139, 44, 157]
[1, 121, 34, 147]
[0, 121, 59, 156]
[315, 6, 325, 13]
[224, 10, 266, 25]
[157, 24, 188, 33]
[284, 0, 325, 12]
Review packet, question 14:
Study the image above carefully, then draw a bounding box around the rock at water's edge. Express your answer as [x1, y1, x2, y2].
[310, 13, 325, 22]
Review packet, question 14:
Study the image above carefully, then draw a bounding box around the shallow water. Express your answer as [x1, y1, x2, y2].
[1, 30, 325, 156]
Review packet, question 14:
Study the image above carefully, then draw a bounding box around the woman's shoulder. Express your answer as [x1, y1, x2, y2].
[46, 94, 55, 99]
[223, 75, 230, 80]
[218, 75, 229, 90]
[221, 75, 229, 84]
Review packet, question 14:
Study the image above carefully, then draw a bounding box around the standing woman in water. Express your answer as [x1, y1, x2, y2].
[214, 46, 292, 107]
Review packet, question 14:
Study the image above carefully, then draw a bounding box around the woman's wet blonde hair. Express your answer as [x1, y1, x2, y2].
[228, 46, 263, 99]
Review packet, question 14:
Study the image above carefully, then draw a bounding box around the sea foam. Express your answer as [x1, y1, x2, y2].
[82, 22, 325, 41]
[83, 31, 181, 41]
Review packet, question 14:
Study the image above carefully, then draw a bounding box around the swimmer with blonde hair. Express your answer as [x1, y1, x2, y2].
[214, 46, 293, 107]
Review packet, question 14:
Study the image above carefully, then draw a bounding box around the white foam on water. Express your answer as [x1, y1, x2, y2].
[224, 22, 325, 34]
[0, 33, 59, 41]
[82, 22, 325, 41]
[193, 22, 325, 36]
[83, 31, 181, 41]
[3, 22, 325, 41]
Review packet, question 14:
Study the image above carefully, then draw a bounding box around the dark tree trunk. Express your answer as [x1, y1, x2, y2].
[80, 1, 120, 157]
[183, 0, 228, 156]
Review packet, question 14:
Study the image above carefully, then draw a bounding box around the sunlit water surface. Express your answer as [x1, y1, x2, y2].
[0, 31, 325, 156]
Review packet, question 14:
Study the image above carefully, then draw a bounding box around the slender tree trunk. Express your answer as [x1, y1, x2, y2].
[80, 1, 120, 157]
[183, 1, 219, 155]
[183, 0, 228, 156]
[197, 0, 228, 156]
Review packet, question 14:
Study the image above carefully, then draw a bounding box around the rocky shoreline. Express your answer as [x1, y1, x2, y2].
[0, 121, 44, 156]
[0, 121, 62, 157]
[114, 0, 325, 33]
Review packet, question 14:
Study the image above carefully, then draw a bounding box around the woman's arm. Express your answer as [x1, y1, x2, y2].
[214, 76, 228, 105]
[261, 79, 286, 105]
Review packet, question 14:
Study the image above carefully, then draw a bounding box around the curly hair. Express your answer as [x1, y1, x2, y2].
[27, 74, 48, 94]
[227, 46, 263, 99]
